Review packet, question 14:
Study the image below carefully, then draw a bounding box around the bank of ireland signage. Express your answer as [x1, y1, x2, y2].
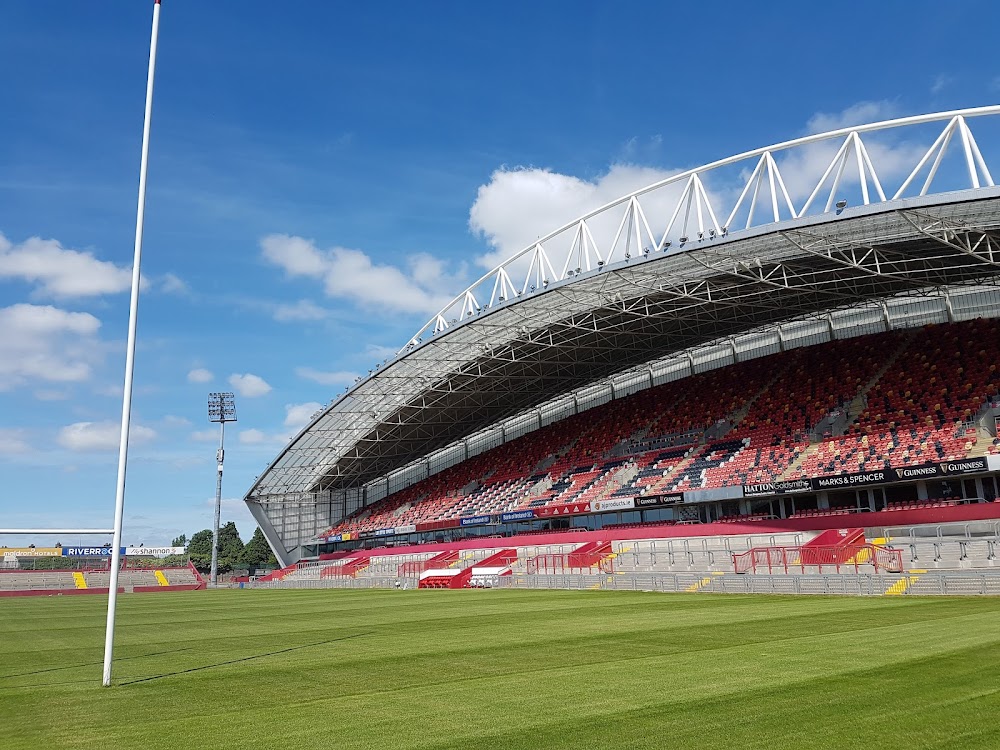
[460, 515, 493, 527]
[501, 510, 535, 523]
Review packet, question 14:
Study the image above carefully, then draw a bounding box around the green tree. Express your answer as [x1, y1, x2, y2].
[217, 521, 245, 573]
[241, 527, 277, 568]
[184, 524, 245, 573]
[186, 529, 213, 572]
[171, 533, 187, 548]
[187, 529, 213, 555]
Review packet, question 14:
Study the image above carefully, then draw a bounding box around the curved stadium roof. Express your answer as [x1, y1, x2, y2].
[246, 107, 1000, 508]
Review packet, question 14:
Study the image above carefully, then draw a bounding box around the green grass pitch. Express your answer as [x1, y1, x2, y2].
[2, 589, 999, 749]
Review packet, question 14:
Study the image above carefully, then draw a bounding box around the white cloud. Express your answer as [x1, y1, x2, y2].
[163, 415, 192, 428]
[365, 344, 397, 359]
[0, 429, 31, 455]
[468, 101, 926, 285]
[930, 74, 953, 95]
[57, 420, 156, 452]
[238, 428, 268, 445]
[775, 101, 927, 204]
[190, 428, 218, 442]
[229, 372, 272, 398]
[284, 402, 324, 431]
[466, 101, 933, 275]
[160, 273, 189, 294]
[0, 303, 103, 391]
[0, 232, 133, 298]
[805, 101, 900, 134]
[187, 368, 214, 384]
[468, 102, 933, 271]
[468, 163, 680, 269]
[260, 234, 461, 316]
[206, 497, 256, 527]
[273, 299, 329, 322]
[295, 367, 359, 387]
[34, 389, 69, 401]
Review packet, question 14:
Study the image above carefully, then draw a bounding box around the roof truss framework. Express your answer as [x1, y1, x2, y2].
[404, 107, 1000, 350]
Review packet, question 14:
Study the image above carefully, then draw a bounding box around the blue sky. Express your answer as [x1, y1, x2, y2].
[2, 0, 999, 547]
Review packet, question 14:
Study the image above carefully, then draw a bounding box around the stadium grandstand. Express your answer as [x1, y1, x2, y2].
[0, 546, 204, 597]
[244, 106, 1000, 593]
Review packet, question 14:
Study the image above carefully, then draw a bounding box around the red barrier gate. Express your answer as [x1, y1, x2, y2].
[732, 544, 902, 574]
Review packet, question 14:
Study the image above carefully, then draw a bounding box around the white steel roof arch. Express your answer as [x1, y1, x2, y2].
[246, 107, 1000, 504]
[406, 106, 999, 349]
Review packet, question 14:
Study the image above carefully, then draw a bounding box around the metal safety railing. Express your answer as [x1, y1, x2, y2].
[732, 544, 903, 574]
[495, 571, 1000, 596]
[527, 553, 614, 575]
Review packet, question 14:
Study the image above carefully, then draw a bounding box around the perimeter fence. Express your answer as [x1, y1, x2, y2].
[248, 570, 1000, 595]
[495, 571, 1000, 596]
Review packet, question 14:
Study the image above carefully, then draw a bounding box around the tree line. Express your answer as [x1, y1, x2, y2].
[166, 523, 277, 574]
[5, 525, 277, 574]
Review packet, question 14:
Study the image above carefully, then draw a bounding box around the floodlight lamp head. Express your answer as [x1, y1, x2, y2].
[835, 199, 848, 209]
[679, 236, 688, 245]
[207, 392, 236, 423]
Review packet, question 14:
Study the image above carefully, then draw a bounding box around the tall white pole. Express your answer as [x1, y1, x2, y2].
[210, 420, 225, 585]
[103, 0, 162, 688]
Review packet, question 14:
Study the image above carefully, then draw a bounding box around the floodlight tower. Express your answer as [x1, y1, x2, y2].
[208, 392, 236, 585]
